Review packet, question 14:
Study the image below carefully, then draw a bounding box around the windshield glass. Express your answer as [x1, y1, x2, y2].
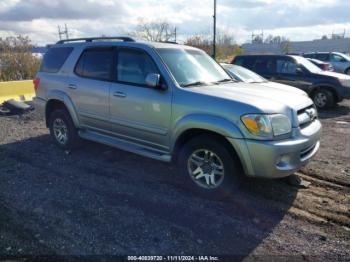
[156, 48, 231, 87]
[224, 64, 266, 83]
[295, 56, 322, 73]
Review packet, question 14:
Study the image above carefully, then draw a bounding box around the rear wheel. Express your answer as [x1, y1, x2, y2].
[312, 89, 335, 109]
[48, 109, 80, 150]
[178, 135, 242, 198]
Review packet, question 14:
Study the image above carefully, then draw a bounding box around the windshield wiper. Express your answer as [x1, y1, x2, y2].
[182, 81, 209, 87]
[217, 78, 235, 83]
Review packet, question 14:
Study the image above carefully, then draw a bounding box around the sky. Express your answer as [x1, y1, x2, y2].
[1, 0, 350, 46]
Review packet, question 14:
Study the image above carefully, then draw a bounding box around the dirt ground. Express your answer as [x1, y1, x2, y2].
[0, 100, 349, 260]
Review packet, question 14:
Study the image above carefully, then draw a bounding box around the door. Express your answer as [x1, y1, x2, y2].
[69, 47, 113, 131]
[251, 57, 276, 80]
[330, 53, 347, 72]
[273, 57, 312, 92]
[109, 47, 172, 151]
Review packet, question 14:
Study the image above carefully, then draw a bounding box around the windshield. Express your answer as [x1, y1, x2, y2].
[156, 48, 231, 87]
[295, 56, 322, 73]
[224, 64, 266, 83]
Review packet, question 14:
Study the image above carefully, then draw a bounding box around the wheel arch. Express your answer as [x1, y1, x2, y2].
[45, 90, 80, 128]
[310, 84, 339, 102]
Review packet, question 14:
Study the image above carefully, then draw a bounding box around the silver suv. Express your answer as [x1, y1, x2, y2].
[303, 52, 350, 75]
[34, 37, 321, 191]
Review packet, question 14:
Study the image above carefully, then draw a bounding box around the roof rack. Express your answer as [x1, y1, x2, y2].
[56, 36, 136, 44]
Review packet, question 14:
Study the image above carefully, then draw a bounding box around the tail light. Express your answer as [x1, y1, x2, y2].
[33, 77, 40, 93]
[322, 64, 327, 71]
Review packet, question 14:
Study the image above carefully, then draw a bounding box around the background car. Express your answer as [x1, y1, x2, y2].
[302, 52, 350, 75]
[306, 58, 334, 72]
[232, 54, 350, 109]
[220, 63, 308, 97]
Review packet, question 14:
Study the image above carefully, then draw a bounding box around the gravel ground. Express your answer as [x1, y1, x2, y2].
[0, 100, 349, 260]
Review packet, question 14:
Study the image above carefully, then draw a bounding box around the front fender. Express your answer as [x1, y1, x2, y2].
[171, 113, 244, 151]
[46, 89, 80, 127]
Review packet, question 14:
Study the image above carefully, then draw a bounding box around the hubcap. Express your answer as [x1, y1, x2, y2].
[53, 118, 68, 145]
[314, 92, 327, 108]
[187, 149, 225, 189]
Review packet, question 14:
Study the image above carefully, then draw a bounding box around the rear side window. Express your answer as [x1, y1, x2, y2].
[314, 53, 330, 61]
[40, 47, 73, 73]
[75, 49, 113, 81]
[234, 56, 255, 69]
[252, 57, 275, 74]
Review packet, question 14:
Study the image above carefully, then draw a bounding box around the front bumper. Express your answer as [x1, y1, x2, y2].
[228, 119, 321, 178]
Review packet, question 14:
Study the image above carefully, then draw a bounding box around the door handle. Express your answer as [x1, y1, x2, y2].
[113, 91, 127, 98]
[68, 84, 77, 89]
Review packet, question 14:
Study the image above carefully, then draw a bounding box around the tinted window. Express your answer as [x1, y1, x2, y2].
[234, 56, 255, 69]
[314, 53, 330, 61]
[40, 47, 73, 73]
[303, 54, 314, 59]
[330, 54, 346, 62]
[117, 49, 158, 85]
[276, 58, 297, 74]
[75, 49, 113, 80]
[252, 57, 275, 74]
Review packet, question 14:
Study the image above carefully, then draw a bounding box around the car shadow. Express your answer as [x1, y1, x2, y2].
[0, 135, 299, 257]
[318, 103, 350, 119]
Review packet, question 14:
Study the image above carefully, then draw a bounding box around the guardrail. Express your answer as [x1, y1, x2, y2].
[0, 80, 35, 104]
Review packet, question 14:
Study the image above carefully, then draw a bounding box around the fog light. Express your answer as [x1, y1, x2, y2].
[276, 154, 290, 168]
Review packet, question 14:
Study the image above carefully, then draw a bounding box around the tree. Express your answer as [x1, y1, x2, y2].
[0, 36, 41, 81]
[184, 31, 242, 62]
[134, 18, 176, 42]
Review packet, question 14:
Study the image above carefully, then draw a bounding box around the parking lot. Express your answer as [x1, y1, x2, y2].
[0, 101, 349, 258]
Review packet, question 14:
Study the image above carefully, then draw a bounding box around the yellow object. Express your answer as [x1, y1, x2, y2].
[0, 80, 35, 104]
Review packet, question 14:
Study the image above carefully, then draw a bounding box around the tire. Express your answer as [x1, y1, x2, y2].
[48, 109, 80, 150]
[312, 89, 335, 109]
[178, 135, 243, 199]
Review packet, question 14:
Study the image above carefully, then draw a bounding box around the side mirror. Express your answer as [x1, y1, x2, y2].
[145, 73, 160, 88]
[296, 67, 303, 75]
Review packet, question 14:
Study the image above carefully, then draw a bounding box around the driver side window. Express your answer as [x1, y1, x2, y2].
[330, 54, 346, 62]
[116, 49, 159, 86]
[276, 59, 297, 74]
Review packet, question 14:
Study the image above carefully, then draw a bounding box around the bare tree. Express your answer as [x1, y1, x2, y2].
[0, 36, 41, 81]
[185, 31, 242, 62]
[134, 18, 176, 42]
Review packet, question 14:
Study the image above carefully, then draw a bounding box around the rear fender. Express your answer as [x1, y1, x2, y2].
[46, 89, 80, 127]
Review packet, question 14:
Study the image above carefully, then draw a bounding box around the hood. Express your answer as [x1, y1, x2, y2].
[257, 81, 308, 96]
[187, 82, 313, 112]
[315, 70, 350, 80]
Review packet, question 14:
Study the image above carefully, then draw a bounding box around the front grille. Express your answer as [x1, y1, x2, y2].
[297, 105, 317, 128]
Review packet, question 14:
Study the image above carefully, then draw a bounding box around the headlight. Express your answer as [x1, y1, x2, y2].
[241, 114, 291, 138]
[339, 79, 350, 88]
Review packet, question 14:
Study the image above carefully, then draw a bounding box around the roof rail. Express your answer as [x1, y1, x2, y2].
[56, 36, 136, 44]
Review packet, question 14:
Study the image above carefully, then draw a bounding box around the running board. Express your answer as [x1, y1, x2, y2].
[79, 130, 171, 162]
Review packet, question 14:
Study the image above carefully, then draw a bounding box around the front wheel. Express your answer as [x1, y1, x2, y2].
[178, 135, 242, 197]
[312, 89, 335, 109]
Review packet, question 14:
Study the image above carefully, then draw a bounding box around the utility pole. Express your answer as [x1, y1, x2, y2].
[58, 24, 69, 40]
[213, 0, 217, 59]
